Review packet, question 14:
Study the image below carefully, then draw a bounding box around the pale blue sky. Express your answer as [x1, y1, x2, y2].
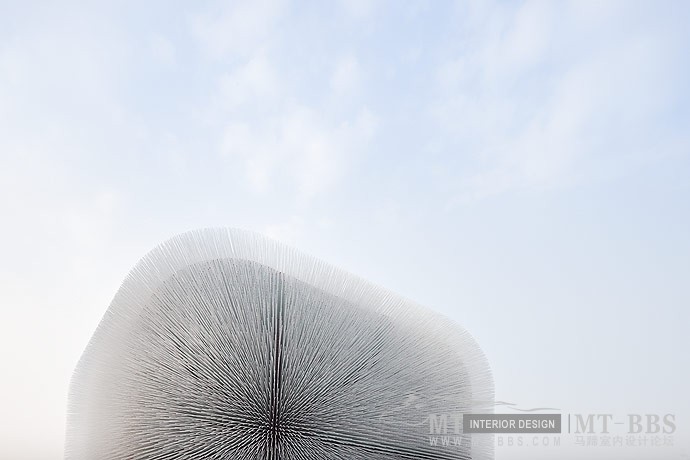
[1, 1, 689, 458]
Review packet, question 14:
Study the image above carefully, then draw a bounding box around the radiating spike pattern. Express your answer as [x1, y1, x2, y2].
[66, 228, 494, 459]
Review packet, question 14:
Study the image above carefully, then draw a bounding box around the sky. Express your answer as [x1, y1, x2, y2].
[0, 0, 689, 458]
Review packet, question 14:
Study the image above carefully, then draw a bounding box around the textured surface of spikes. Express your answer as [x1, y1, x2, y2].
[66, 228, 494, 459]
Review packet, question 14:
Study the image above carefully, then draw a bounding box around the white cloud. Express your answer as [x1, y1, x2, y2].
[219, 54, 279, 108]
[432, 0, 686, 203]
[221, 106, 377, 199]
[500, 1, 553, 73]
[150, 34, 176, 66]
[340, 0, 377, 19]
[330, 54, 361, 94]
[193, 0, 286, 58]
[208, 35, 375, 201]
